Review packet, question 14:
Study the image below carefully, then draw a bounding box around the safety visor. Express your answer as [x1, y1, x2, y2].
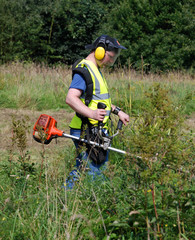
[106, 49, 121, 63]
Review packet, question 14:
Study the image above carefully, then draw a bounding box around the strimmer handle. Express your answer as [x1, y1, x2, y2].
[116, 119, 123, 130]
[97, 102, 107, 109]
[97, 102, 107, 127]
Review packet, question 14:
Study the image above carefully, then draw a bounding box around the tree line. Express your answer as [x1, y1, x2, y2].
[0, 0, 194, 72]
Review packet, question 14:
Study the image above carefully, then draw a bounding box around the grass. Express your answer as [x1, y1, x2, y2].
[0, 62, 72, 111]
[103, 68, 195, 116]
[0, 62, 194, 239]
[0, 62, 194, 114]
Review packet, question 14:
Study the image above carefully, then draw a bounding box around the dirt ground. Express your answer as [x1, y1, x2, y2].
[185, 113, 195, 131]
[0, 108, 194, 155]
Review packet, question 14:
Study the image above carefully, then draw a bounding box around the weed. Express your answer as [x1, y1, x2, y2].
[6, 115, 37, 177]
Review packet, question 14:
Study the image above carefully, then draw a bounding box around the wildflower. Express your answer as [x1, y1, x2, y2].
[2, 217, 6, 221]
[147, 189, 151, 193]
[165, 224, 168, 227]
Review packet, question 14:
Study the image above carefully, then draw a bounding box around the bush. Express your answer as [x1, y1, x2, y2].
[102, 0, 195, 72]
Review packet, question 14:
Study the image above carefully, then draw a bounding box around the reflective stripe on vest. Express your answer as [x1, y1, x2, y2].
[69, 59, 112, 129]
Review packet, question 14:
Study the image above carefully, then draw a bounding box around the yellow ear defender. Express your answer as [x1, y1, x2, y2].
[94, 35, 107, 60]
[95, 46, 105, 60]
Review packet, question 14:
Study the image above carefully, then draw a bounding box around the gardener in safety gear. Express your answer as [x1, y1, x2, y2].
[64, 35, 129, 189]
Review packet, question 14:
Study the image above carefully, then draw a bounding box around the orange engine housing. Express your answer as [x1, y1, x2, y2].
[33, 114, 63, 144]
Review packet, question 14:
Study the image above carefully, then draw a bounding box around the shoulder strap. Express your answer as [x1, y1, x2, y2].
[72, 59, 93, 106]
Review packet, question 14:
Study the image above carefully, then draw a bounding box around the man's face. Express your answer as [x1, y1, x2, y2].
[98, 49, 121, 67]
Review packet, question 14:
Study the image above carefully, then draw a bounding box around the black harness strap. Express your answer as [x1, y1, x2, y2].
[72, 59, 94, 134]
[72, 59, 93, 107]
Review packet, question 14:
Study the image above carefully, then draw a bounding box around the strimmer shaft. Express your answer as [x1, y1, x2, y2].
[62, 133, 127, 155]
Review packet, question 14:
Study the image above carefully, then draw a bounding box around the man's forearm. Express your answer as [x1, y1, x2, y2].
[66, 95, 93, 118]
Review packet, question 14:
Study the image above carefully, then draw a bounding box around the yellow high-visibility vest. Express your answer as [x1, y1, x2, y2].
[69, 59, 112, 129]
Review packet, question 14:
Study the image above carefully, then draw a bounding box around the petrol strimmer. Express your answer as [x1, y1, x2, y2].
[33, 101, 129, 155]
[33, 113, 127, 155]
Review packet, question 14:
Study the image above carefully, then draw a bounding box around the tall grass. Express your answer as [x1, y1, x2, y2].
[0, 62, 194, 239]
[0, 62, 194, 114]
[103, 68, 195, 116]
[0, 62, 72, 110]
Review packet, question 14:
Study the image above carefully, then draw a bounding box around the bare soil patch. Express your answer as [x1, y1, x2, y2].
[185, 113, 195, 131]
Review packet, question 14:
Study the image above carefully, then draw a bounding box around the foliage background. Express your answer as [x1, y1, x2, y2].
[0, 0, 195, 72]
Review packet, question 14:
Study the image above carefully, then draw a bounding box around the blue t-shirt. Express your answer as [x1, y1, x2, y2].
[69, 73, 86, 93]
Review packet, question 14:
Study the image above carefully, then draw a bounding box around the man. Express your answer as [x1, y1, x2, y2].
[64, 35, 129, 189]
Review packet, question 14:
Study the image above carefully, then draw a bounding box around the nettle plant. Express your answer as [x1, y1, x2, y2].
[9, 116, 36, 178]
[121, 84, 194, 238]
